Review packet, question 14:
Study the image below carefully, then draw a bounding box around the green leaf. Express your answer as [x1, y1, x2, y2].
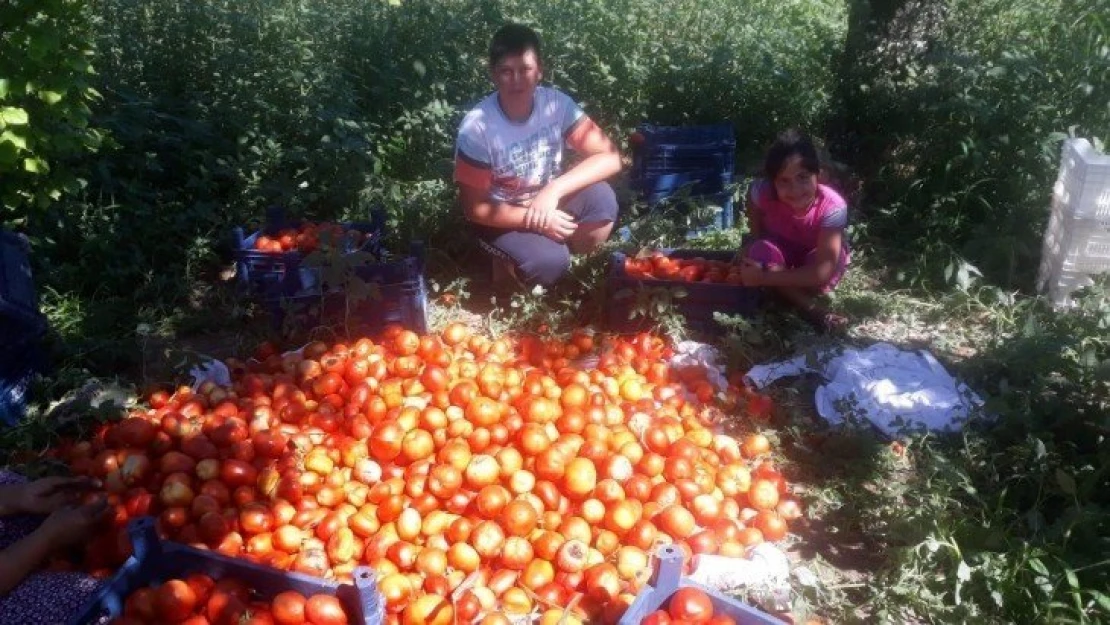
[1055, 468, 1076, 496]
[0, 129, 27, 151]
[0, 141, 17, 165]
[1033, 438, 1046, 460]
[0, 79, 8, 99]
[1090, 590, 1110, 614]
[23, 157, 44, 173]
[40, 90, 64, 105]
[0, 107, 29, 125]
[957, 560, 972, 582]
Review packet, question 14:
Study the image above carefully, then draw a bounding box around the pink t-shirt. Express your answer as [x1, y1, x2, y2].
[750, 180, 848, 261]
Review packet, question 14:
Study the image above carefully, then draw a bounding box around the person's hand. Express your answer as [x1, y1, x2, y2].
[37, 497, 112, 548]
[540, 209, 578, 243]
[524, 186, 564, 232]
[740, 259, 765, 286]
[12, 476, 102, 516]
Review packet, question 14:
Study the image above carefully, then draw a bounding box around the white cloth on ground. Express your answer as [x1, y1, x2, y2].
[744, 342, 983, 436]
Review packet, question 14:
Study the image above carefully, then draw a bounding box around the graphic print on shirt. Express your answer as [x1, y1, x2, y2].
[453, 86, 597, 205]
[491, 123, 565, 197]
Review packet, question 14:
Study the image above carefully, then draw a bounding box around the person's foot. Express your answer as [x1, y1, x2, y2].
[808, 309, 848, 334]
[491, 256, 522, 288]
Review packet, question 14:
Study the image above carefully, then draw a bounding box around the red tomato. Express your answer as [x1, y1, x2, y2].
[305, 594, 349, 625]
[271, 590, 307, 625]
[668, 588, 714, 622]
[643, 610, 673, 625]
[155, 579, 198, 622]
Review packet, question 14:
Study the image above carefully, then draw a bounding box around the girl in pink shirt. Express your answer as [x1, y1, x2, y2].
[740, 130, 850, 332]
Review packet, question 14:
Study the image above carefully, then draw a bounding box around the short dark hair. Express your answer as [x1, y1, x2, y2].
[764, 129, 821, 180]
[489, 23, 542, 67]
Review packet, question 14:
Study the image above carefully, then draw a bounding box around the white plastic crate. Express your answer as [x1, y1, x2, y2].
[1037, 139, 1110, 307]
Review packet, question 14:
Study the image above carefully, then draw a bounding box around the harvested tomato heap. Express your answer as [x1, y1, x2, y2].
[62, 325, 800, 624]
[114, 575, 350, 625]
[623, 251, 744, 285]
[253, 222, 372, 254]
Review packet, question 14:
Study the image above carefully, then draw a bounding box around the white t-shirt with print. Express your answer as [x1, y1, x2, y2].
[453, 86, 594, 205]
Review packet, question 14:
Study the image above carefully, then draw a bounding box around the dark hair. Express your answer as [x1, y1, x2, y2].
[764, 129, 820, 180]
[489, 23, 542, 67]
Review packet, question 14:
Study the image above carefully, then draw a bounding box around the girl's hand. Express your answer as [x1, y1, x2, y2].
[540, 209, 578, 243]
[12, 476, 102, 516]
[38, 498, 112, 547]
[740, 259, 764, 286]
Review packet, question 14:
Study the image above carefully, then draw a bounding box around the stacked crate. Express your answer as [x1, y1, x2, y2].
[232, 208, 428, 336]
[629, 123, 737, 233]
[1037, 139, 1110, 307]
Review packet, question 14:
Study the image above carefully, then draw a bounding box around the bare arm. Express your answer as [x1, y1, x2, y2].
[544, 121, 622, 198]
[525, 120, 621, 231]
[745, 190, 764, 239]
[0, 497, 111, 596]
[0, 526, 57, 596]
[458, 183, 530, 230]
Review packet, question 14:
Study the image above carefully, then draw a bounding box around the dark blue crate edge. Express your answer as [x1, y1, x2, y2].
[605, 250, 761, 334]
[70, 517, 383, 625]
[618, 544, 784, 625]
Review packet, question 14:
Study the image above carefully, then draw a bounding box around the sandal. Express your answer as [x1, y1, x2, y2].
[802, 308, 849, 335]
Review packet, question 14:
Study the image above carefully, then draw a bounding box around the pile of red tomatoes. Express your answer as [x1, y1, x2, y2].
[622, 252, 745, 285]
[252, 222, 373, 254]
[60, 324, 801, 624]
[112, 576, 350, 625]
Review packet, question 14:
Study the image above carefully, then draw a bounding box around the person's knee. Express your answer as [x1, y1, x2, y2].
[516, 245, 571, 286]
[588, 182, 619, 223]
[746, 239, 785, 267]
[569, 182, 619, 225]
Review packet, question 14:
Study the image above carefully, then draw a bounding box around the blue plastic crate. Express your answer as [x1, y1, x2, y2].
[631, 123, 736, 180]
[233, 207, 386, 298]
[0, 337, 44, 427]
[71, 517, 384, 625]
[637, 172, 736, 233]
[607, 249, 760, 335]
[0, 230, 47, 334]
[628, 124, 737, 233]
[264, 241, 429, 337]
[638, 169, 733, 202]
[619, 544, 785, 625]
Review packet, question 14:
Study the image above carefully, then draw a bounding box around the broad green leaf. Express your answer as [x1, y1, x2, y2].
[1090, 590, 1110, 614]
[0, 107, 29, 125]
[0, 129, 27, 150]
[0, 141, 17, 165]
[957, 560, 972, 582]
[1055, 468, 1076, 496]
[40, 90, 64, 105]
[0, 79, 8, 99]
[23, 157, 44, 173]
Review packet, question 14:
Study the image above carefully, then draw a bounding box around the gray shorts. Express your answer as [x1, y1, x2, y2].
[474, 182, 619, 286]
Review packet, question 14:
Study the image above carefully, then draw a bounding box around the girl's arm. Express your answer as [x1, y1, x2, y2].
[0, 526, 57, 596]
[745, 186, 764, 239]
[748, 228, 843, 289]
[0, 499, 111, 597]
[734, 186, 764, 263]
